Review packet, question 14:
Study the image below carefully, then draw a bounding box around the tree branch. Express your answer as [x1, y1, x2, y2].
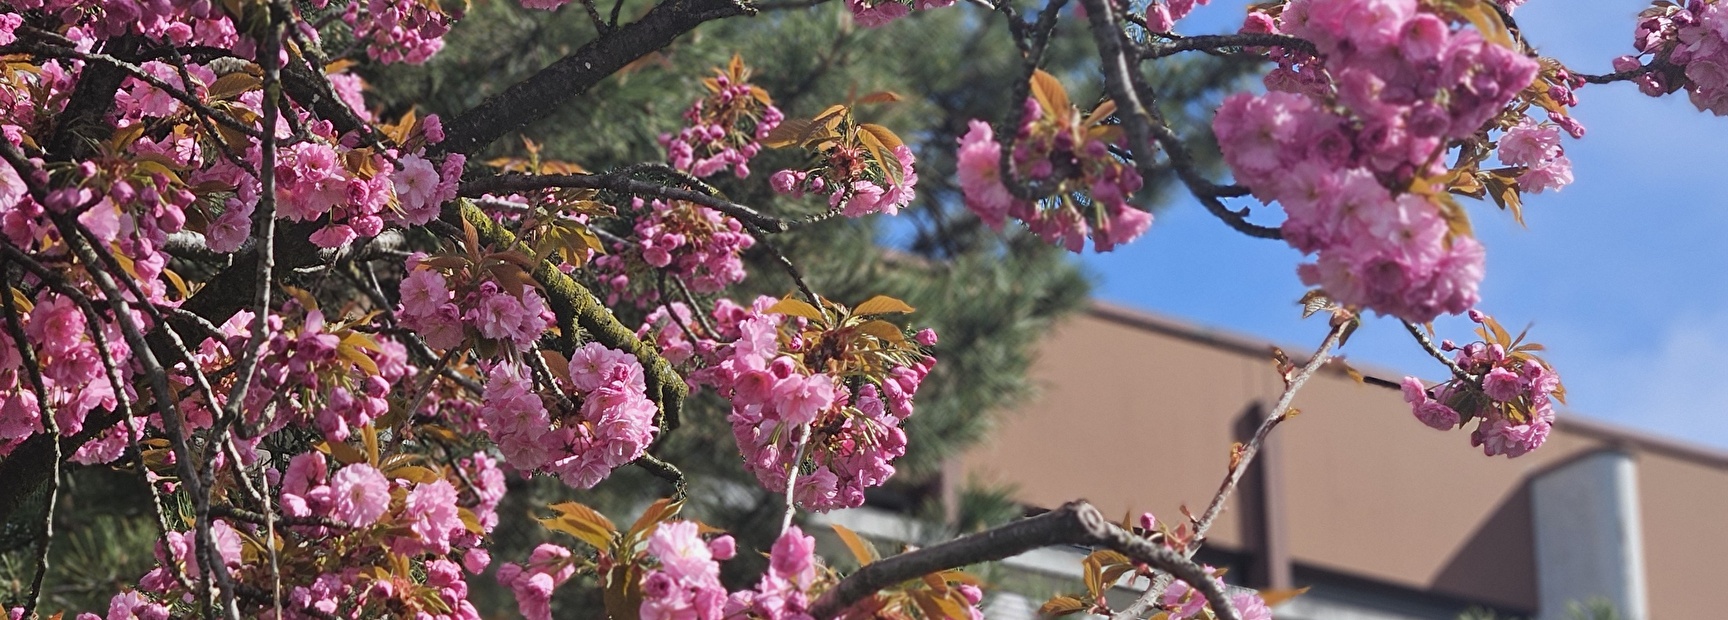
[434, 0, 755, 156]
[808, 500, 1237, 620]
[461, 171, 790, 233]
[443, 200, 688, 430]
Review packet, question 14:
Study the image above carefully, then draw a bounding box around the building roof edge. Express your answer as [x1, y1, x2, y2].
[1081, 300, 1728, 470]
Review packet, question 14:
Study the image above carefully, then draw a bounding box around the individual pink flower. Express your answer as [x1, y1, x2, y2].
[772, 373, 838, 426]
[647, 521, 714, 581]
[404, 479, 462, 554]
[329, 463, 391, 527]
[956, 120, 1017, 228]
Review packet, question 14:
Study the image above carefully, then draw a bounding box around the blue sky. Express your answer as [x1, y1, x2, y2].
[1079, 0, 1728, 448]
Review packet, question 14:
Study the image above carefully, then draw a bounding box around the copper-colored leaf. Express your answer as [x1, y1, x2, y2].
[318, 440, 367, 466]
[1460, 1, 1516, 50]
[1299, 289, 1331, 319]
[336, 331, 381, 376]
[856, 90, 904, 104]
[855, 320, 908, 346]
[362, 423, 380, 466]
[203, 71, 260, 100]
[855, 128, 899, 184]
[860, 124, 905, 153]
[852, 295, 915, 315]
[1029, 69, 1072, 117]
[831, 523, 879, 566]
[1038, 595, 1087, 617]
[389, 465, 443, 485]
[627, 497, 684, 543]
[762, 118, 814, 149]
[1256, 586, 1311, 607]
[1084, 99, 1118, 127]
[541, 350, 571, 385]
[767, 297, 826, 323]
[541, 501, 618, 549]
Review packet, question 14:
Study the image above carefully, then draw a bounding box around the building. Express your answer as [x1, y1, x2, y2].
[823, 302, 1728, 619]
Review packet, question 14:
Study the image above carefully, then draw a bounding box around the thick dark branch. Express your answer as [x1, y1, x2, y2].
[1143, 33, 1316, 59]
[435, 0, 753, 156]
[45, 35, 139, 156]
[1576, 59, 1668, 85]
[808, 501, 1237, 620]
[16, 35, 263, 139]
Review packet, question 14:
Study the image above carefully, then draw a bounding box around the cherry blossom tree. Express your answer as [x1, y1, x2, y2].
[0, 0, 1706, 618]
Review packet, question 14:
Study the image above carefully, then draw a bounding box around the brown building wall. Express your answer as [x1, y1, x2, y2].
[1634, 449, 1728, 619]
[959, 303, 1728, 615]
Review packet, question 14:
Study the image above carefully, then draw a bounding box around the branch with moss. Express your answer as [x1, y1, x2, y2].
[443, 199, 689, 431]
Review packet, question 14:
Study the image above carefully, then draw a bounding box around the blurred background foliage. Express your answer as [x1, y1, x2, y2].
[1, 0, 1260, 615]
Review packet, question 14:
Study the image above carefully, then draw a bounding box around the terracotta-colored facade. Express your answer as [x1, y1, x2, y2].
[957, 303, 1728, 618]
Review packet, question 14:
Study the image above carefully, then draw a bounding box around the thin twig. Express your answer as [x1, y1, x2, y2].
[632, 453, 688, 501]
[780, 423, 813, 534]
[1403, 320, 1478, 384]
[1112, 321, 1345, 619]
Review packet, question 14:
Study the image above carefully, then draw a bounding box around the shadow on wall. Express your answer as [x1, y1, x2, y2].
[1431, 483, 1538, 614]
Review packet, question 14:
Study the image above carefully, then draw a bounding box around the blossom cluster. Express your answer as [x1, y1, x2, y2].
[338, 0, 459, 65]
[0, 292, 129, 460]
[1128, 512, 1274, 620]
[1497, 119, 1573, 194]
[1213, 0, 1546, 322]
[662, 57, 784, 179]
[478, 342, 660, 488]
[1145, 0, 1213, 33]
[497, 544, 578, 620]
[10, 0, 241, 46]
[1159, 569, 1273, 620]
[177, 305, 417, 450]
[1400, 311, 1563, 458]
[255, 125, 465, 250]
[770, 142, 920, 218]
[843, 0, 955, 28]
[1619, 0, 1728, 114]
[640, 296, 934, 511]
[957, 95, 1152, 253]
[591, 196, 757, 306]
[397, 256, 552, 352]
[104, 451, 506, 620]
